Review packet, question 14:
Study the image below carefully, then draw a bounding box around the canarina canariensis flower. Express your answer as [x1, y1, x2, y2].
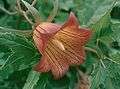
[33, 12, 92, 79]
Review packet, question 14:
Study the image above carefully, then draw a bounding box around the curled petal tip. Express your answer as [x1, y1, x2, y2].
[69, 12, 76, 18]
[33, 22, 61, 53]
[64, 12, 79, 28]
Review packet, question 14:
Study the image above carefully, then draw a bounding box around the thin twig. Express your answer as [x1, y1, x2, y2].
[75, 67, 90, 89]
[31, 0, 37, 6]
[47, 0, 59, 22]
[25, 0, 37, 14]
[100, 59, 106, 68]
[105, 56, 119, 64]
[85, 46, 100, 58]
[90, 64, 96, 75]
[0, 6, 17, 15]
[16, 0, 23, 12]
[16, 0, 37, 25]
[23, 11, 34, 25]
[0, 26, 32, 36]
[96, 39, 100, 47]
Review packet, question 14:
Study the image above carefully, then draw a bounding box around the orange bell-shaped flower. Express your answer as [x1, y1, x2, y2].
[33, 12, 92, 79]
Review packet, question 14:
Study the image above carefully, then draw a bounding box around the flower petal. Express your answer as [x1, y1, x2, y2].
[55, 27, 91, 46]
[45, 40, 69, 79]
[36, 22, 61, 34]
[78, 28, 92, 45]
[33, 22, 61, 53]
[53, 35, 85, 65]
[33, 12, 92, 79]
[35, 56, 50, 72]
[62, 12, 79, 28]
[59, 12, 92, 46]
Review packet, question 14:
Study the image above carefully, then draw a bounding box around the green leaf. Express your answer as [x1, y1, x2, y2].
[34, 73, 49, 89]
[76, 0, 117, 25]
[104, 77, 115, 89]
[0, 32, 39, 71]
[97, 40, 111, 57]
[54, 12, 68, 24]
[21, 0, 41, 23]
[90, 63, 107, 89]
[59, 0, 75, 11]
[85, 5, 114, 47]
[0, 15, 14, 28]
[33, 69, 77, 89]
[90, 13, 112, 41]
[111, 19, 120, 46]
[67, 68, 77, 89]
[36, 0, 53, 20]
[7, 0, 16, 9]
[109, 49, 120, 64]
[0, 45, 14, 79]
[0, 14, 31, 30]
[23, 70, 40, 89]
[0, 66, 14, 79]
[0, 68, 31, 89]
[103, 61, 120, 89]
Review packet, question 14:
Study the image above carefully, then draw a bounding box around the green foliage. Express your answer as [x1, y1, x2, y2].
[75, 0, 116, 25]
[0, 0, 120, 89]
[23, 70, 40, 89]
[0, 32, 39, 81]
[90, 63, 107, 89]
[33, 68, 78, 89]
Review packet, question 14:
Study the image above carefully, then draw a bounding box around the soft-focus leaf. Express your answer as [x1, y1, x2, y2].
[34, 69, 77, 89]
[76, 0, 117, 25]
[90, 63, 107, 89]
[90, 13, 112, 41]
[109, 49, 120, 64]
[34, 73, 49, 89]
[59, 0, 75, 11]
[23, 70, 40, 89]
[0, 32, 39, 71]
[111, 19, 120, 46]
[22, 0, 41, 23]
[104, 61, 120, 89]
[0, 68, 30, 89]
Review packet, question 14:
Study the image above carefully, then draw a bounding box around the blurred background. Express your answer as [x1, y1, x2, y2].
[0, 0, 120, 89]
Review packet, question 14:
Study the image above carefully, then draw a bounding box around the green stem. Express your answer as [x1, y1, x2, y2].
[85, 46, 107, 68]
[85, 46, 100, 58]
[21, 0, 41, 24]
[0, 6, 17, 15]
[47, 0, 59, 22]
[100, 59, 106, 68]
[22, 11, 34, 25]
[0, 26, 32, 36]
[105, 56, 119, 64]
